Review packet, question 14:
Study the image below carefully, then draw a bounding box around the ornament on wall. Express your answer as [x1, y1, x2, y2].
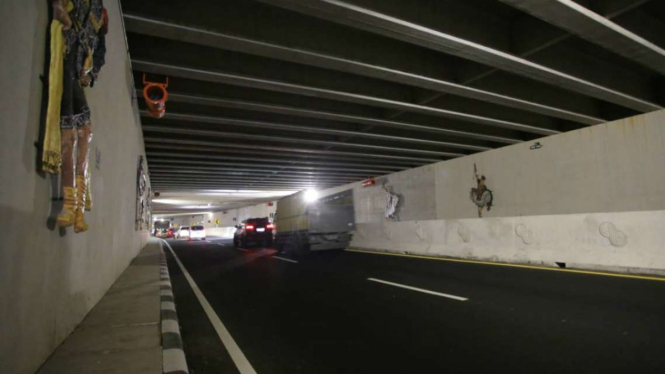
[142, 74, 168, 118]
[45, 0, 109, 233]
[470, 163, 493, 218]
[458, 224, 471, 243]
[515, 224, 533, 245]
[383, 182, 402, 220]
[135, 156, 149, 230]
[599, 222, 627, 247]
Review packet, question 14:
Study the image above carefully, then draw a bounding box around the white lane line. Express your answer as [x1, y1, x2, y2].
[272, 256, 298, 264]
[367, 278, 468, 301]
[161, 239, 258, 374]
[236, 247, 248, 252]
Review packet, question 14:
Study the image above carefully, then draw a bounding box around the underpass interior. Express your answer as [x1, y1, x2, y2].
[2, 0, 665, 373]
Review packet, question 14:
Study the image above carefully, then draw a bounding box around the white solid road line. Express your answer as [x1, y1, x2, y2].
[236, 247, 249, 252]
[161, 240, 258, 374]
[272, 256, 298, 264]
[367, 278, 468, 301]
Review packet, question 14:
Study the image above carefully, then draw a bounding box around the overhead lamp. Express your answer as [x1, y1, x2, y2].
[304, 189, 319, 203]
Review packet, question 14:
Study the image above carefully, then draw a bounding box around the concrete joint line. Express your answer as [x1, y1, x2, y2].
[159, 243, 190, 374]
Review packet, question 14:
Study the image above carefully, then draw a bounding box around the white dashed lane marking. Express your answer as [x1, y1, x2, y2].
[272, 256, 298, 264]
[367, 278, 468, 301]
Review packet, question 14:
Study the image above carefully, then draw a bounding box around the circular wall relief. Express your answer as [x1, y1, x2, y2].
[515, 224, 533, 245]
[383, 225, 393, 240]
[458, 224, 471, 243]
[599, 222, 627, 247]
[599, 222, 615, 237]
[416, 225, 429, 242]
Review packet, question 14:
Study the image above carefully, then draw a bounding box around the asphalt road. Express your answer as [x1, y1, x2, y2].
[163, 238, 665, 374]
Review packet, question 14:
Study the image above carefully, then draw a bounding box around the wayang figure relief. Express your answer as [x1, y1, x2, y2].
[469, 163, 493, 218]
[43, 0, 108, 233]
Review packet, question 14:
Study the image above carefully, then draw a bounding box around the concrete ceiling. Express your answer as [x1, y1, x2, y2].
[120, 0, 665, 212]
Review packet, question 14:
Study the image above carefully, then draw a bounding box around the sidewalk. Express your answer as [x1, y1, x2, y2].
[37, 240, 164, 374]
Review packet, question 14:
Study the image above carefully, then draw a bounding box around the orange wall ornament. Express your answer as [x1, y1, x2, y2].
[142, 74, 168, 118]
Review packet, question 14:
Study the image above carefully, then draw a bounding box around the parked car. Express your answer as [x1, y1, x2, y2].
[176, 227, 190, 239]
[189, 225, 206, 240]
[234, 218, 274, 248]
[166, 228, 175, 238]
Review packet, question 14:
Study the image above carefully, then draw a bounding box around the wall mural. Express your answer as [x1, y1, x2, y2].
[470, 163, 493, 218]
[135, 156, 149, 230]
[599, 222, 627, 247]
[44, 0, 108, 233]
[383, 182, 402, 220]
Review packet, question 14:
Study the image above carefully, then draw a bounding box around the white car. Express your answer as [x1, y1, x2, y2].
[175, 227, 190, 239]
[189, 225, 206, 240]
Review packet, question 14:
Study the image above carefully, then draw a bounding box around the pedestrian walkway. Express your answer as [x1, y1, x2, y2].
[37, 240, 163, 374]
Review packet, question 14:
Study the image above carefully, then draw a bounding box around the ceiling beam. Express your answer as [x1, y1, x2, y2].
[152, 186, 324, 192]
[498, 0, 665, 75]
[151, 181, 335, 188]
[150, 176, 352, 184]
[143, 137, 438, 164]
[141, 125, 461, 158]
[146, 151, 404, 171]
[148, 164, 376, 178]
[150, 174, 358, 185]
[142, 111, 489, 152]
[151, 185, 331, 191]
[390, 0, 653, 124]
[144, 143, 425, 167]
[147, 157, 389, 174]
[254, 0, 661, 113]
[146, 92, 521, 144]
[125, 14, 602, 125]
[151, 178, 338, 187]
[148, 167, 363, 179]
[133, 60, 559, 135]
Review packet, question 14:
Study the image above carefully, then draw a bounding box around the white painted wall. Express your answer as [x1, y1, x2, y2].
[329, 110, 665, 225]
[0, 1, 150, 373]
[434, 112, 665, 219]
[322, 110, 665, 274]
[352, 210, 665, 275]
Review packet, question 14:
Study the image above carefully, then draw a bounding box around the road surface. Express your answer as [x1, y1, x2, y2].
[162, 238, 665, 374]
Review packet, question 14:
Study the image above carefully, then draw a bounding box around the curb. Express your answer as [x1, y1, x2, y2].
[159, 243, 190, 374]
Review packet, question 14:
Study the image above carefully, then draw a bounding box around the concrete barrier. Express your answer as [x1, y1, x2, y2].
[351, 210, 665, 275]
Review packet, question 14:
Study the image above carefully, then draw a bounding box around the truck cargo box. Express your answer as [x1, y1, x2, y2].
[275, 189, 355, 253]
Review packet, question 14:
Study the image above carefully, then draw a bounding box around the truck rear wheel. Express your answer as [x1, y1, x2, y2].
[290, 235, 310, 257]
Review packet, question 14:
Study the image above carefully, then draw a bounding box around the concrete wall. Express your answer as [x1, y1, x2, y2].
[354, 164, 437, 223]
[0, 1, 150, 373]
[352, 210, 665, 275]
[434, 113, 665, 219]
[339, 110, 665, 223]
[332, 110, 665, 274]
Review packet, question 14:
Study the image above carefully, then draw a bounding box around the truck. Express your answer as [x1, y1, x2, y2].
[274, 189, 355, 255]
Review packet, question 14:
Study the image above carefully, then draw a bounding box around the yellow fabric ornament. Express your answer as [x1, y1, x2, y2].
[42, 20, 66, 174]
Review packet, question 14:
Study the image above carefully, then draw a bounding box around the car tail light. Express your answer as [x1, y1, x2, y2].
[266, 223, 274, 230]
[246, 224, 255, 231]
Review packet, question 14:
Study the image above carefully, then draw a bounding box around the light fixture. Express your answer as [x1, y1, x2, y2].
[304, 189, 319, 203]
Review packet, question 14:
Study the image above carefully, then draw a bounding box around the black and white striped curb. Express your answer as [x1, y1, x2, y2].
[160, 243, 189, 374]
